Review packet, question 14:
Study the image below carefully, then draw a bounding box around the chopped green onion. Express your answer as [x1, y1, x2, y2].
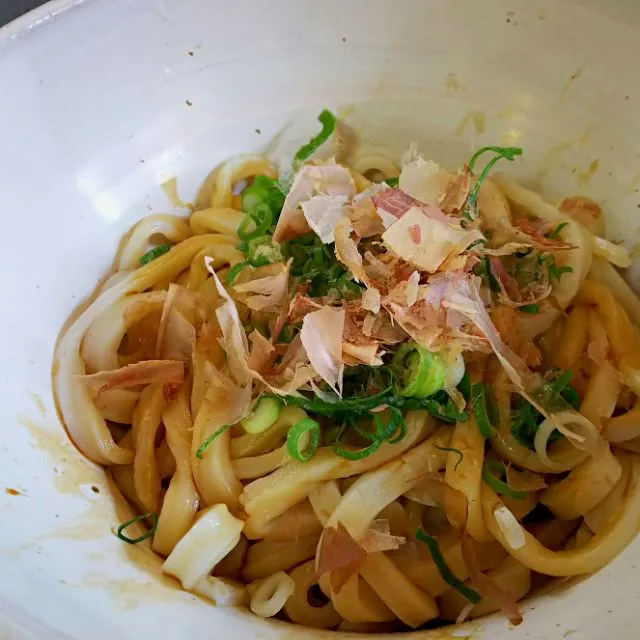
[241, 397, 282, 434]
[542, 253, 574, 282]
[116, 512, 158, 544]
[237, 204, 273, 241]
[352, 421, 380, 443]
[511, 400, 543, 449]
[249, 242, 284, 266]
[472, 256, 501, 292]
[196, 424, 233, 459]
[434, 445, 464, 472]
[548, 222, 569, 240]
[386, 414, 407, 445]
[385, 177, 399, 187]
[551, 369, 573, 393]
[242, 175, 285, 221]
[556, 374, 580, 410]
[468, 146, 524, 173]
[290, 109, 338, 176]
[458, 371, 471, 402]
[277, 325, 297, 344]
[287, 418, 321, 462]
[407, 396, 469, 424]
[278, 381, 393, 416]
[334, 438, 382, 460]
[241, 187, 269, 213]
[484, 256, 501, 293]
[550, 264, 573, 281]
[482, 460, 526, 500]
[285, 232, 360, 298]
[392, 342, 448, 398]
[276, 364, 466, 436]
[472, 382, 497, 438]
[140, 244, 171, 265]
[227, 261, 250, 284]
[416, 529, 482, 604]
[511, 370, 578, 449]
[519, 304, 540, 314]
[466, 238, 488, 252]
[563, 385, 581, 411]
[374, 406, 406, 444]
[323, 424, 343, 446]
[465, 146, 523, 220]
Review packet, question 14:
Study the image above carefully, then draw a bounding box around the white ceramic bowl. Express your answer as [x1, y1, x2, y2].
[1, 0, 639, 638]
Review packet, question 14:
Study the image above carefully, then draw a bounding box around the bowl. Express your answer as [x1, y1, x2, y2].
[1, 0, 639, 638]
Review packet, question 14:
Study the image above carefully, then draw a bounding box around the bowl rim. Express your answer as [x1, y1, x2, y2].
[0, 0, 89, 48]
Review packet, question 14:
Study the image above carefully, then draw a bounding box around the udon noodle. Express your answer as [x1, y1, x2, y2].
[53, 110, 640, 631]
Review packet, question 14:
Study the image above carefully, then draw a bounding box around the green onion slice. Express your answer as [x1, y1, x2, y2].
[334, 438, 382, 460]
[465, 146, 523, 219]
[458, 371, 471, 402]
[290, 109, 338, 175]
[467, 146, 523, 173]
[277, 325, 297, 344]
[548, 221, 569, 240]
[237, 204, 273, 241]
[196, 424, 233, 459]
[482, 460, 526, 500]
[227, 261, 250, 284]
[241, 397, 282, 434]
[545, 369, 581, 410]
[373, 406, 407, 444]
[242, 175, 285, 218]
[116, 512, 159, 544]
[287, 418, 321, 462]
[472, 382, 497, 438]
[543, 253, 574, 282]
[140, 244, 171, 265]
[352, 421, 380, 443]
[416, 529, 482, 604]
[484, 256, 501, 293]
[278, 383, 392, 416]
[387, 414, 407, 445]
[519, 304, 540, 314]
[392, 342, 448, 398]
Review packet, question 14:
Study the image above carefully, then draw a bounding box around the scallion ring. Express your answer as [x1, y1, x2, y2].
[472, 382, 497, 438]
[242, 187, 270, 213]
[548, 221, 569, 240]
[416, 528, 482, 604]
[352, 421, 380, 443]
[291, 109, 337, 174]
[196, 424, 233, 459]
[374, 407, 407, 444]
[482, 460, 526, 500]
[237, 204, 273, 241]
[334, 438, 382, 460]
[392, 342, 448, 398]
[287, 418, 321, 462]
[227, 261, 250, 284]
[464, 146, 523, 218]
[116, 512, 158, 545]
[519, 304, 540, 314]
[140, 244, 171, 265]
[241, 397, 282, 434]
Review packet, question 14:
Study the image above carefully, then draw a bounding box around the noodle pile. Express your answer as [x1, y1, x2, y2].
[53, 111, 640, 632]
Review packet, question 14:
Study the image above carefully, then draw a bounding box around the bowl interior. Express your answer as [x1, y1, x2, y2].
[1, 0, 640, 638]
